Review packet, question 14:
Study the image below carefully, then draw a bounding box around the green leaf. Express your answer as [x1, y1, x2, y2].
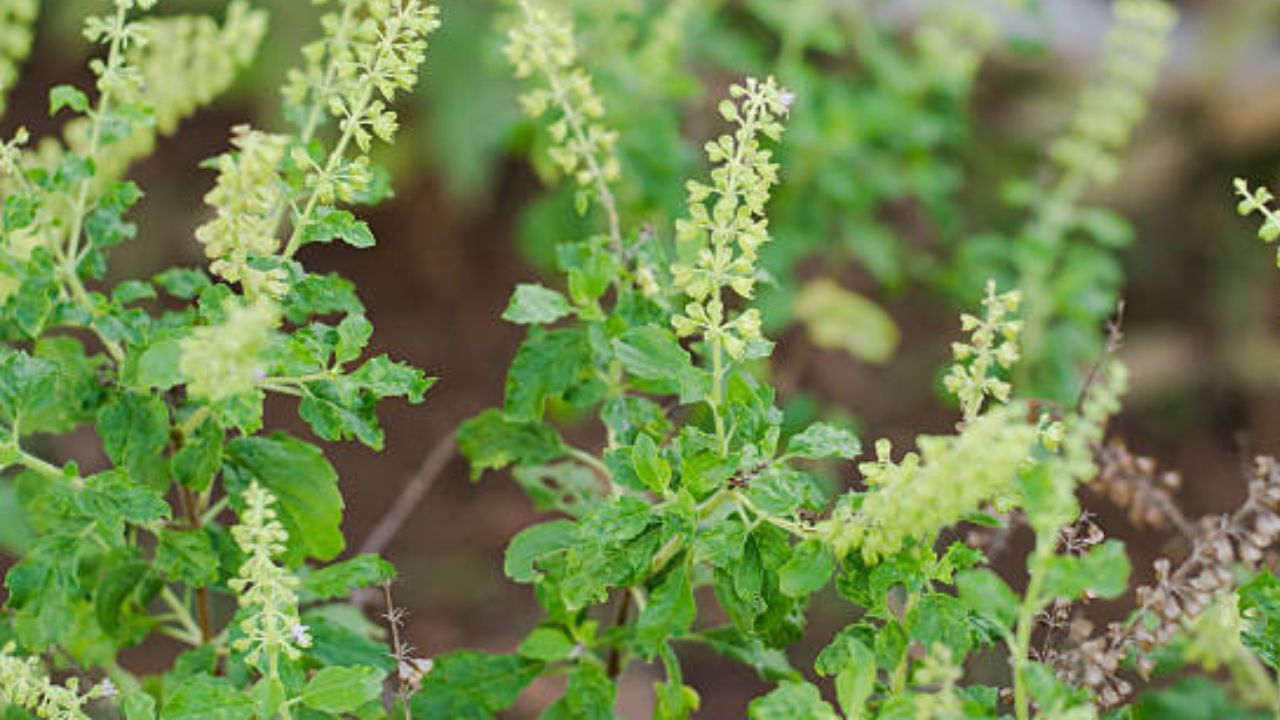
[304, 610, 395, 672]
[631, 434, 672, 495]
[636, 565, 695, 658]
[1042, 540, 1130, 601]
[172, 417, 223, 492]
[302, 206, 375, 248]
[153, 268, 211, 299]
[160, 674, 254, 720]
[1239, 569, 1280, 670]
[792, 279, 899, 364]
[778, 539, 834, 597]
[512, 462, 605, 518]
[505, 327, 593, 421]
[692, 626, 797, 681]
[123, 692, 158, 720]
[298, 378, 385, 449]
[302, 554, 396, 600]
[248, 678, 285, 720]
[540, 663, 615, 720]
[815, 631, 875, 719]
[224, 433, 345, 562]
[301, 666, 385, 714]
[612, 325, 706, 403]
[505, 520, 576, 583]
[77, 472, 171, 534]
[410, 651, 541, 719]
[517, 627, 576, 662]
[49, 84, 89, 115]
[0, 349, 56, 423]
[155, 529, 218, 586]
[135, 339, 185, 392]
[748, 681, 840, 720]
[97, 392, 169, 486]
[503, 283, 573, 325]
[458, 409, 565, 478]
[956, 569, 1019, 631]
[350, 355, 434, 402]
[334, 313, 373, 364]
[785, 422, 861, 461]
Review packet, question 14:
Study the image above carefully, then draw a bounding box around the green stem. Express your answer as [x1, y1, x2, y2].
[542, 57, 622, 253]
[890, 590, 922, 696]
[159, 587, 203, 647]
[59, 4, 131, 365]
[710, 336, 728, 456]
[16, 446, 62, 477]
[281, 7, 402, 261]
[1012, 536, 1053, 720]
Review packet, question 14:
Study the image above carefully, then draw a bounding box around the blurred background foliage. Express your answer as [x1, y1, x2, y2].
[7, 0, 1280, 716]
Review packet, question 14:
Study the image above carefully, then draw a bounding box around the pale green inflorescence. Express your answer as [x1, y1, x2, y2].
[505, 0, 621, 234]
[830, 404, 1038, 562]
[195, 126, 291, 299]
[229, 482, 311, 670]
[0, 642, 109, 720]
[671, 76, 791, 361]
[62, 1, 268, 186]
[1234, 177, 1280, 266]
[179, 298, 279, 401]
[286, 0, 440, 208]
[944, 279, 1023, 423]
[0, 0, 37, 119]
[1050, 0, 1176, 187]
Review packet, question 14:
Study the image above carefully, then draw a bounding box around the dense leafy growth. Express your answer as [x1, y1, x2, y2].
[3, 0, 1280, 718]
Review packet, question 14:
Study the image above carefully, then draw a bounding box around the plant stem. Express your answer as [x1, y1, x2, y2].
[543, 63, 622, 253]
[1012, 535, 1053, 720]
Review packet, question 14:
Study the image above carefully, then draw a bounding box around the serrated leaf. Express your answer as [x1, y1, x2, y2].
[505, 327, 593, 421]
[410, 651, 541, 718]
[97, 392, 169, 485]
[458, 409, 565, 478]
[1042, 540, 1130, 601]
[786, 422, 861, 460]
[636, 565, 695, 658]
[302, 206, 375, 248]
[155, 529, 218, 586]
[349, 355, 434, 402]
[748, 681, 840, 720]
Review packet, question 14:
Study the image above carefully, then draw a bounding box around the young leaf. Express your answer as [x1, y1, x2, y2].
[503, 283, 573, 325]
[631, 433, 672, 495]
[748, 681, 841, 720]
[785, 421, 861, 461]
[636, 565, 695, 657]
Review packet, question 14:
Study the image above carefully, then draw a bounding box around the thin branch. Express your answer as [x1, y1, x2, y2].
[358, 428, 458, 557]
